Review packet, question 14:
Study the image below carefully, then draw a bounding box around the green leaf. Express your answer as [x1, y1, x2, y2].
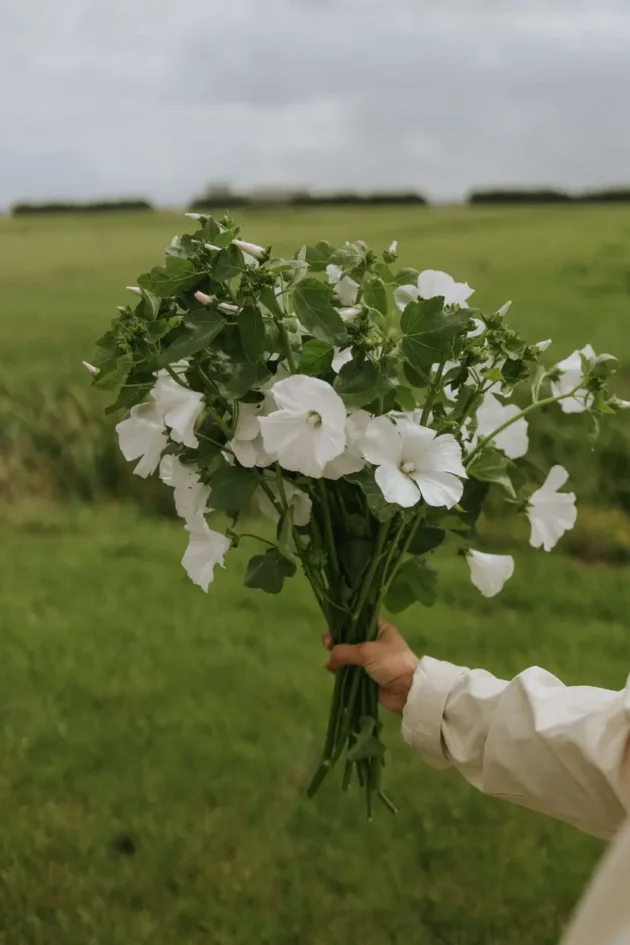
[244, 548, 297, 594]
[215, 361, 271, 399]
[402, 361, 429, 388]
[146, 315, 181, 343]
[212, 244, 244, 281]
[394, 267, 420, 287]
[259, 286, 284, 318]
[467, 448, 516, 498]
[334, 360, 395, 410]
[92, 352, 133, 391]
[238, 303, 266, 363]
[407, 526, 445, 555]
[482, 367, 504, 384]
[373, 262, 394, 283]
[385, 558, 437, 614]
[401, 298, 470, 371]
[137, 289, 161, 320]
[210, 466, 259, 512]
[276, 512, 294, 561]
[293, 278, 349, 346]
[138, 256, 202, 298]
[332, 241, 369, 278]
[346, 469, 398, 521]
[297, 339, 334, 376]
[394, 386, 417, 412]
[304, 240, 335, 272]
[347, 717, 384, 762]
[161, 310, 225, 364]
[363, 275, 388, 316]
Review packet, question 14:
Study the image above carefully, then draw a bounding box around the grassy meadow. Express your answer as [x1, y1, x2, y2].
[2, 204, 630, 943]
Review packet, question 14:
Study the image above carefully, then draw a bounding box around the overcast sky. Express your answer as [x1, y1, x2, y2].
[1, 0, 629, 208]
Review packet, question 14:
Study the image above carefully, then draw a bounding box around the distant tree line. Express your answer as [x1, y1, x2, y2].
[188, 184, 428, 211]
[468, 187, 630, 204]
[11, 199, 153, 216]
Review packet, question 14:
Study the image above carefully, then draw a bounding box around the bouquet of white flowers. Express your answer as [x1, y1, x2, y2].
[86, 213, 625, 817]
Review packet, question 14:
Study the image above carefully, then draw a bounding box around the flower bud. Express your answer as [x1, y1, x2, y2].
[126, 286, 142, 297]
[218, 301, 239, 314]
[82, 360, 100, 376]
[204, 242, 221, 252]
[496, 301, 512, 317]
[388, 240, 398, 255]
[169, 235, 180, 248]
[533, 339, 552, 353]
[232, 239, 268, 261]
[194, 291, 214, 305]
[185, 212, 203, 221]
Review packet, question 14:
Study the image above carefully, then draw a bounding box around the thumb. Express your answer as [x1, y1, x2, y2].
[327, 642, 369, 671]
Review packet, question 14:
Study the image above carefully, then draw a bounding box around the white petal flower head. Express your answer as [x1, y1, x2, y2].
[332, 347, 353, 374]
[362, 416, 466, 509]
[551, 344, 595, 414]
[323, 409, 370, 479]
[229, 400, 276, 468]
[338, 306, 362, 321]
[255, 480, 312, 527]
[475, 391, 529, 459]
[467, 550, 515, 598]
[159, 455, 210, 519]
[394, 270, 474, 311]
[259, 376, 347, 478]
[116, 401, 168, 478]
[528, 465, 577, 552]
[182, 515, 231, 593]
[152, 366, 205, 448]
[325, 264, 360, 306]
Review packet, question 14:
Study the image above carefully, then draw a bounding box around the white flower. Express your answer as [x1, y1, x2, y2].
[181, 515, 231, 593]
[534, 339, 552, 353]
[115, 401, 167, 478]
[528, 465, 577, 552]
[259, 375, 347, 478]
[230, 400, 276, 468]
[232, 238, 267, 261]
[152, 367, 205, 449]
[467, 550, 515, 598]
[82, 360, 100, 376]
[126, 286, 142, 297]
[159, 455, 210, 519]
[326, 264, 360, 306]
[551, 344, 595, 414]
[185, 212, 203, 221]
[475, 391, 528, 459]
[323, 410, 369, 479]
[332, 347, 353, 373]
[496, 301, 512, 317]
[388, 240, 398, 255]
[338, 306, 362, 321]
[394, 270, 474, 311]
[362, 416, 466, 508]
[255, 480, 312, 527]
[194, 290, 215, 305]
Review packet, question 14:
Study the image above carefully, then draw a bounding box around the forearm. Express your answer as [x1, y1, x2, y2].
[403, 656, 630, 839]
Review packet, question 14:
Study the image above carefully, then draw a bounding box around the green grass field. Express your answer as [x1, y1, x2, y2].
[2, 205, 630, 943]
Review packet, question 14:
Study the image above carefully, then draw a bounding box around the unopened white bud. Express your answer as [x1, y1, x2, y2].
[388, 240, 398, 254]
[194, 291, 214, 305]
[169, 235, 180, 248]
[126, 286, 142, 297]
[496, 300, 512, 317]
[338, 305, 362, 321]
[218, 302, 239, 314]
[185, 212, 202, 221]
[204, 242, 221, 252]
[82, 360, 100, 376]
[232, 238, 267, 261]
[534, 339, 552, 353]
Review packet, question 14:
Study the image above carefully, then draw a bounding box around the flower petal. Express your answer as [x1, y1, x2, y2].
[417, 270, 474, 306]
[115, 402, 167, 478]
[332, 347, 353, 373]
[405, 429, 466, 478]
[467, 551, 515, 598]
[181, 517, 231, 592]
[334, 274, 360, 306]
[362, 416, 403, 466]
[412, 471, 464, 508]
[394, 284, 419, 311]
[374, 463, 420, 507]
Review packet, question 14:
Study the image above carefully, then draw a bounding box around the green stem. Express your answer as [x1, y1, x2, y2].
[239, 532, 276, 548]
[317, 480, 340, 581]
[347, 521, 390, 642]
[421, 359, 446, 425]
[464, 384, 582, 467]
[277, 319, 297, 372]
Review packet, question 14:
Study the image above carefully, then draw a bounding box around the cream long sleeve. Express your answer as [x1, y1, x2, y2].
[402, 656, 630, 839]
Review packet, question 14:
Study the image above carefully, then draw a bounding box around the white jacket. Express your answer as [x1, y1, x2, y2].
[402, 657, 630, 945]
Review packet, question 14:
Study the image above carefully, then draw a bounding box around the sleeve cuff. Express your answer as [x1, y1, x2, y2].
[401, 656, 469, 770]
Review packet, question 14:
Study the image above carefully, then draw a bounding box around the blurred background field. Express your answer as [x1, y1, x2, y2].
[1, 203, 630, 944]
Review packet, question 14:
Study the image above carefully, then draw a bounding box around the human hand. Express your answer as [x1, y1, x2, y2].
[323, 619, 419, 714]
